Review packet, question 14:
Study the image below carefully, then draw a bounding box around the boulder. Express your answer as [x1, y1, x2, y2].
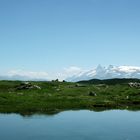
[16, 82, 41, 90]
[89, 91, 97, 96]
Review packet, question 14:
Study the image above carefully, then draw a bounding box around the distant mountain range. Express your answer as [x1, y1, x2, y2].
[66, 65, 140, 82]
[1, 65, 140, 81]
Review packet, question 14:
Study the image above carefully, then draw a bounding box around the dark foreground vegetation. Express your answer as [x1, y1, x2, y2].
[0, 78, 140, 115]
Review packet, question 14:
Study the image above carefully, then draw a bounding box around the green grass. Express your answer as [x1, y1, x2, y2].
[0, 79, 140, 115]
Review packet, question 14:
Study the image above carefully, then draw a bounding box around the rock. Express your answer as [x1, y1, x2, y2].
[89, 91, 97, 96]
[129, 82, 140, 88]
[17, 93, 23, 95]
[56, 88, 61, 91]
[16, 82, 41, 90]
[55, 79, 59, 82]
[75, 84, 87, 87]
[126, 96, 129, 99]
[24, 82, 30, 85]
[33, 85, 41, 90]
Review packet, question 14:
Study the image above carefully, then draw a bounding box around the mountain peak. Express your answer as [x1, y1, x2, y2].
[96, 64, 104, 71]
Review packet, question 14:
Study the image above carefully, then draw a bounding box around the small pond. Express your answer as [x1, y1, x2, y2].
[0, 110, 140, 140]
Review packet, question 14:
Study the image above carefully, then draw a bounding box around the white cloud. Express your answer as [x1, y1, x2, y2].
[0, 66, 83, 81]
[7, 69, 48, 80]
[64, 66, 82, 75]
[50, 66, 83, 80]
[117, 66, 140, 73]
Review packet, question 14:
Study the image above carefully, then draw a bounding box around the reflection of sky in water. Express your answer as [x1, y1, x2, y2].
[0, 110, 140, 140]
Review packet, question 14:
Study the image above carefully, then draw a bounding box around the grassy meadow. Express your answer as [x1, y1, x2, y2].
[0, 79, 140, 115]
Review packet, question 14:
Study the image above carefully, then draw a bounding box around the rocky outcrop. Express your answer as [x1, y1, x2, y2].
[129, 82, 140, 88]
[16, 82, 41, 90]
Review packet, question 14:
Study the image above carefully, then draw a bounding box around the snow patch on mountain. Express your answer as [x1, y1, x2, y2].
[66, 65, 140, 82]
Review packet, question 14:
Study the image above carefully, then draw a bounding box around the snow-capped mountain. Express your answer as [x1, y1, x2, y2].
[66, 65, 140, 82]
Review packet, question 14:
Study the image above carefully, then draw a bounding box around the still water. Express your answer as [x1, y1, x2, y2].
[0, 110, 140, 140]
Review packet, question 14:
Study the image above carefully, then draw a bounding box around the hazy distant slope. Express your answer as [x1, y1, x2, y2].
[77, 78, 140, 85]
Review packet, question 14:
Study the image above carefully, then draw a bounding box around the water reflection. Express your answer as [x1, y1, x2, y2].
[0, 110, 140, 140]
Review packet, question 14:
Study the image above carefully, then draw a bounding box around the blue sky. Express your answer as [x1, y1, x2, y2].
[0, 0, 140, 75]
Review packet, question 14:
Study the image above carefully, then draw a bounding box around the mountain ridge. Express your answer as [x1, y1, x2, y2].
[77, 78, 140, 85]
